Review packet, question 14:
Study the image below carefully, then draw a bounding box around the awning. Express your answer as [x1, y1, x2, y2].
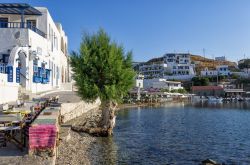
[0, 3, 42, 15]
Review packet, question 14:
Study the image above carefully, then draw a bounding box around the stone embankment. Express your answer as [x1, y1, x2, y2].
[60, 99, 101, 123]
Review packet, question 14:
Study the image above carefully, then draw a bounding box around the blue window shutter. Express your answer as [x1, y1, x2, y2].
[7, 66, 13, 82]
[16, 67, 20, 83]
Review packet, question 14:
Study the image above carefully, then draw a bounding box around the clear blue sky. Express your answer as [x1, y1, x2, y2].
[2, 0, 250, 62]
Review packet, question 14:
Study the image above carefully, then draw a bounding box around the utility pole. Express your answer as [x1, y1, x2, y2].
[212, 54, 215, 68]
[217, 73, 219, 86]
[137, 86, 141, 101]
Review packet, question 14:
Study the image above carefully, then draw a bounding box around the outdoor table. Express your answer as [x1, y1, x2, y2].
[0, 114, 22, 126]
[2, 109, 31, 116]
[0, 126, 25, 150]
[0, 114, 27, 150]
[32, 118, 57, 125]
[24, 101, 37, 109]
[0, 126, 21, 131]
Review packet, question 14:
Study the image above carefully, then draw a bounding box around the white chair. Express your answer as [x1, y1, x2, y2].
[2, 104, 9, 111]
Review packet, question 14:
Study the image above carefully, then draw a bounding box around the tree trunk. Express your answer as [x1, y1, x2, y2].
[101, 101, 117, 136]
[71, 100, 117, 137]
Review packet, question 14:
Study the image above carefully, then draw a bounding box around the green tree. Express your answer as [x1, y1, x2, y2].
[239, 59, 250, 69]
[70, 29, 135, 136]
[191, 77, 209, 86]
[177, 88, 187, 94]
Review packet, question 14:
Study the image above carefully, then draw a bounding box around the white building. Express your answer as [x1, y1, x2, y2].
[216, 65, 230, 76]
[163, 53, 195, 77]
[163, 53, 195, 80]
[138, 62, 167, 79]
[201, 65, 230, 77]
[0, 3, 70, 103]
[135, 74, 144, 88]
[143, 78, 183, 90]
[215, 56, 226, 61]
[201, 67, 218, 77]
[231, 68, 250, 78]
[138, 53, 195, 80]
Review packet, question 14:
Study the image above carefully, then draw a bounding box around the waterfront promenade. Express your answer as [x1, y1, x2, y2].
[0, 91, 99, 165]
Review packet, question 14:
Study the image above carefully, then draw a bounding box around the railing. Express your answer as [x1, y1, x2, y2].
[0, 63, 7, 74]
[0, 22, 46, 38]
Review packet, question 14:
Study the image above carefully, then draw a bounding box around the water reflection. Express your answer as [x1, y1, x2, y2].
[191, 101, 250, 110]
[89, 137, 118, 164]
[89, 102, 250, 164]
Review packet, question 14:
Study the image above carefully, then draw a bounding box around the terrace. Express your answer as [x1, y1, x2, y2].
[0, 3, 45, 38]
[0, 22, 45, 38]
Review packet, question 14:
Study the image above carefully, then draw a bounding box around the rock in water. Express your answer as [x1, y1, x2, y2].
[201, 159, 220, 165]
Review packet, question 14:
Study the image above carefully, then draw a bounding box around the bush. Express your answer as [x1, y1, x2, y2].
[177, 88, 187, 94]
[191, 77, 209, 86]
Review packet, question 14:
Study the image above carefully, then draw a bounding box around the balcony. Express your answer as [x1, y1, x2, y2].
[0, 22, 46, 38]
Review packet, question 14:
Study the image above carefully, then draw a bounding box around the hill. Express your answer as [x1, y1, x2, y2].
[190, 55, 238, 74]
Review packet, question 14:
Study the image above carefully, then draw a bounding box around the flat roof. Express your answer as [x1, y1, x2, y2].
[165, 81, 181, 84]
[224, 89, 245, 93]
[0, 3, 42, 15]
[192, 86, 223, 91]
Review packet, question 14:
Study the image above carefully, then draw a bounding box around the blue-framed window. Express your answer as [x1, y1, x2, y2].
[16, 67, 20, 83]
[33, 60, 41, 83]
[7, 66, 13, 82]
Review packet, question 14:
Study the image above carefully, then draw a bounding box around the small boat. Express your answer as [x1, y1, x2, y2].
[208, 96, 223, 103]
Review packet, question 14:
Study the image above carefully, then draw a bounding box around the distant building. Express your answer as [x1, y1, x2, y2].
[192, 86, 224, 97]
[163, 53, 195, 76]
[215, 56, 226, 61]
[135, 74, 144, 88]
[216, 65, 230, 76]
[201, 67, 218, 77]
[143, 78, 183, 90]
[137, 53, 195, 80]
[231, 68, 250, 78]
[138, 62, 167, 79]
[201, 65, 230, 77]
[224, 88, 245, 97]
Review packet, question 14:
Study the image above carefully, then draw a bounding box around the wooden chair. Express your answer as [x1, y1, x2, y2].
[0, 132, 6, 147]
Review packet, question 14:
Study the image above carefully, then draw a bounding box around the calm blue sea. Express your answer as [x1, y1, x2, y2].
[89, 102, 250, 165]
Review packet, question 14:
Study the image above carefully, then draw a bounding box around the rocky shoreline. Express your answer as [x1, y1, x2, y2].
[118, 100, 187, 110]
[55, 103, 150, 165]
[56, 107, 101, 165]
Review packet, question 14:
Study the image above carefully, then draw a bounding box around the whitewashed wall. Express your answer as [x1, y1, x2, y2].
[135, 79, 143, 88]
[164, 75, 194, 80]
[0, 7, 70, 95]
[0, 73, 18, 104]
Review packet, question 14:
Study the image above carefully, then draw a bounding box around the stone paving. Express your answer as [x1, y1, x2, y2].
[0, 91, 81, 165]
[43, 91, 82, 103]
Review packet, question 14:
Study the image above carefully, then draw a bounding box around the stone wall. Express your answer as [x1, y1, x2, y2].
[60, 98, 101, 123]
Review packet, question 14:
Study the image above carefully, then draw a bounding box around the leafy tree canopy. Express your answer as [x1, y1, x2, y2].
[70, 29, 135, 103]
[191, 77, 209, 86]
[239, 59, 250, 69]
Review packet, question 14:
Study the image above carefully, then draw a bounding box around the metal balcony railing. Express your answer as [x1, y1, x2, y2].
[0, 22, 46, 38]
